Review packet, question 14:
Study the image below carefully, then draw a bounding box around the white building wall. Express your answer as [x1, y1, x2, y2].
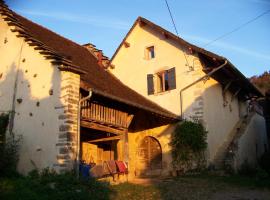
[110, 23, 242, 165]
[202, 80, 240, 162]
[0, 16, 80, 174]
[236, 113, 268, 169]
[111, 24, 206, 117]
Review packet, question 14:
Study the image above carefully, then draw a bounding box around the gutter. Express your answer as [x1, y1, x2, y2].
[180, 60, 228, 119]
[76, 89, 93, 178]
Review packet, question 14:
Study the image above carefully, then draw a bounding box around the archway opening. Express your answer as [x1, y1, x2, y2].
[136, 136, 162, 176]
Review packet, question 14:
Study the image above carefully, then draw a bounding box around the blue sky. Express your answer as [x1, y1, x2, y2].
[6, 0, 270, 77]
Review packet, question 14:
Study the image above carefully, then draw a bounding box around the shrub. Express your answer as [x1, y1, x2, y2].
[0, 113, 22, 177]
[170, 120, 207, 172]
[0, 113, 9, 143]
[23, 168, 112, 200]
[0, 135, 22, 177]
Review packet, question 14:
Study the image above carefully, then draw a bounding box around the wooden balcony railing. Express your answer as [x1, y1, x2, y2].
[81, 101, 129, 129]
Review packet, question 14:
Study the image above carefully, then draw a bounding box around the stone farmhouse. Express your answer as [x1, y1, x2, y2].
[0, 2, 268, 178]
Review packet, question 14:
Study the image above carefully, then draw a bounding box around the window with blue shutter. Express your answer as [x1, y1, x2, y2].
[147, 74, 154, 95]
[147, 67, 176, 95]
[168, 67, 176, 90]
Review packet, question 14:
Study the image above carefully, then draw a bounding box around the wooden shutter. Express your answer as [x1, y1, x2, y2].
[168, 67, 176, 90]
[147, 74, 154, 95]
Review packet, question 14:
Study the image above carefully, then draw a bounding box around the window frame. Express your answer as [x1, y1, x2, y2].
[155, 70, 169, 93]
[145, 46, 155, 60]
[147, 67, 176, 95]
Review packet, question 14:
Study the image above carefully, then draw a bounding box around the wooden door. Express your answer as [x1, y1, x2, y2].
[137, 136, 162, 172]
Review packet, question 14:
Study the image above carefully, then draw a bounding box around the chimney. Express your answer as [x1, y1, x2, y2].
[82, 43, 114, 70]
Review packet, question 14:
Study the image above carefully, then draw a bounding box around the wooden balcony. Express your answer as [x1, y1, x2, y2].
[81, 101, 129, 130]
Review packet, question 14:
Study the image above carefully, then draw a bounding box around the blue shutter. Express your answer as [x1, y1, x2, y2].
[168, 67, 176, 90]
[147, 74, 154, 95]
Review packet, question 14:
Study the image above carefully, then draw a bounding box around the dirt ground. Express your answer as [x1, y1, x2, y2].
[111, 176, 270, 200]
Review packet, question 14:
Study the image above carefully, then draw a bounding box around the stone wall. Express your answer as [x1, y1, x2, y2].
[54, 71, 80, 172]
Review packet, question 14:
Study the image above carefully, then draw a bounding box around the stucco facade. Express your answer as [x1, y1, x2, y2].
[0, 16, 80, 174]
[111, 21, 268, 170]
[234, 113, 268, 169]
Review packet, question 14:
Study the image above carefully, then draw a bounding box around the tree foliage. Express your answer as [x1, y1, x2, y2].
[250, 70, 270, 95]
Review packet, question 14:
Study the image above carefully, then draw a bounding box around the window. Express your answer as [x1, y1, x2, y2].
[147, 67, 176, 95]
[145, 46, 155, 60]
[156, 71, 169, 93]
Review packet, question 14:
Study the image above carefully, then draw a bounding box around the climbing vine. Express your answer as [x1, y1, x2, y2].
[170, 120, 207, 173]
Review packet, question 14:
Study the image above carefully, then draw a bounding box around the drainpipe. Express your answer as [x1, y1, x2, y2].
[180, 60, 228, 119]
[76, 89, 92, 178]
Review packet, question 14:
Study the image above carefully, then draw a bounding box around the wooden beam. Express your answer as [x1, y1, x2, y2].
[231, 88, 241, 102]
[123, 41, 130, 48]
[138, 19, 146, 27]
[127, 114, 134, 128]
[87, 135, 121, 143]
[81, 120, 125, 135]
[222, 80, 233, 94]
[162, 31, 169, 39]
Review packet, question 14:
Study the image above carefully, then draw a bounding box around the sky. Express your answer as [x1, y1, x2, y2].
[5, 0, 270, 77]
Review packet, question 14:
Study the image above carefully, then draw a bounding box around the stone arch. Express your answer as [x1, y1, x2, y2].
[136, 135, 162, 176]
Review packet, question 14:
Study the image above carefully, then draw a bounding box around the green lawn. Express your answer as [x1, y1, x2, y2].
[1, 172, 270, 200]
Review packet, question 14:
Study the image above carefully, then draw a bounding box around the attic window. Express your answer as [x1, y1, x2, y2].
[147, 67, 176, 95]
[145, 46, 155, 60]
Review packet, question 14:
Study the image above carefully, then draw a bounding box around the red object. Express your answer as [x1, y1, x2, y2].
[115, 161, 127, 173]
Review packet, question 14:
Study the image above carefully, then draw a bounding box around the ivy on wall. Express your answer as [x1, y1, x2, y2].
[170, 120, 207, 173]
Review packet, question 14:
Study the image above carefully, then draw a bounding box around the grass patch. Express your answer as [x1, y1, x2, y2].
[111, 183, 161, 200]
[1, 172, 270, 200]
[0, 170, 112, 200]
[111, 174, 270, 200]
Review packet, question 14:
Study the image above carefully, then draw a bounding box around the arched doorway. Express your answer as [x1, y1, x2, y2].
[136, 136, 162, 176]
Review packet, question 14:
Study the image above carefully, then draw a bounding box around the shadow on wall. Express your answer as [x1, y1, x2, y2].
[0, 60, 73, 174]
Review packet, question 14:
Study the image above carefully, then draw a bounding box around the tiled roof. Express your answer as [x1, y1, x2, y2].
[0, 3, 179, 120]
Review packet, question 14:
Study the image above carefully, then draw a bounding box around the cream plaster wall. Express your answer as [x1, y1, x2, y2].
[111, 24, 205, 117]
[202, 79, 240, 162]
[235, 113, 268, 169]
[0, 17, 80, 174]
[111, 23, 243, 166]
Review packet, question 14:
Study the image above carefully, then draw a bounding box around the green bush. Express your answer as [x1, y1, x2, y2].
[0, 168, 113, 200]
[170, 120, 207, 172]
[0, 113, 22, 177]
[0, 113, 9, 143]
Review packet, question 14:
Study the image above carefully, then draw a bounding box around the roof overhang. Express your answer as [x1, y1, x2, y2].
[80, 81, 180, 122]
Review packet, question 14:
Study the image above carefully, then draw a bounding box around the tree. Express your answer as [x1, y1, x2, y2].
[250, 70, 270, 95]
